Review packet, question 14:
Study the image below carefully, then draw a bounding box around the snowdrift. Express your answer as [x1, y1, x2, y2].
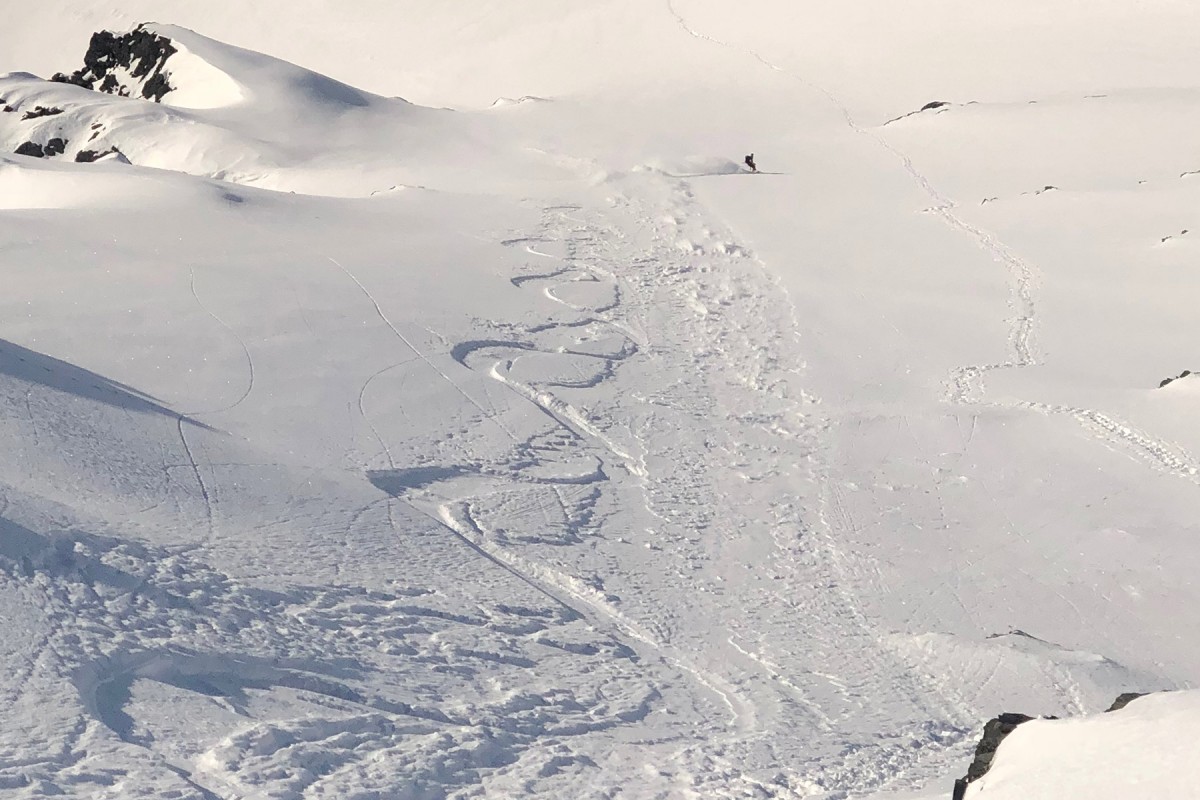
[962, 691, 1200, 799]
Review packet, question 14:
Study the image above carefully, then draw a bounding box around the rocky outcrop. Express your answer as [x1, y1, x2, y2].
[952, 692, 1158, 798]
[952, 712, 1036, 799]
[14, 141, 45, 158]
[20, 105, 64, 120]
[74, 147, 120, 163]
[51, 25, 176, 102]
[11, 138, 69, 159]
[1107, 692, 1147, 712]
[1159, 370, 1195, 388]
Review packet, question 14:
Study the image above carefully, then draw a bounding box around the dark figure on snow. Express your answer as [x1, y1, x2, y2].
[744, 153, 757, 172]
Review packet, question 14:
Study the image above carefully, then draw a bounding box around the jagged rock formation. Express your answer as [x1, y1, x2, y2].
[14, 141, 45, 158]
[1107, 692, 1147, 711]
[953, 692, 1158, 798]
[21, 105, 63, 120]
[12, 138, 69, 159]
[51, 25, 176, 102]
[74, 147, 119, 163]
[953, 712, 1036, 799]
[1159, 369, 1195, 388]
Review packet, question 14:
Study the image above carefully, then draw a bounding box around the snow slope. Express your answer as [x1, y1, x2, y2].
[2, 2, 1199, 798]
[965, 691, 1200, 799]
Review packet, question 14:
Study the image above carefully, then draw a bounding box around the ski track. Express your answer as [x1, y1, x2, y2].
[0, 501, 670, 797]
[8, 12, 1191, 798]
[385, 177, 989, 796]
[176, 416, 215, 543]
[666, 0, 1200, 493]
[185, 267, 256, 417]
[328, 255, 520, 442]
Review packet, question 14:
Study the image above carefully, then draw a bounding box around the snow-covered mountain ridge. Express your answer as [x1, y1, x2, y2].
[2, 3, 1199, 798]
[0, 23, 545, 196]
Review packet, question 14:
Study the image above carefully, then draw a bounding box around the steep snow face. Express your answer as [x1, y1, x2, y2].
[2, 2, 1200, 799]
[154, 35, 244, 110]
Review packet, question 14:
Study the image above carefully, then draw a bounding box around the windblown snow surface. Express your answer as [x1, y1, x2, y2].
[2, 2, 1200, 798]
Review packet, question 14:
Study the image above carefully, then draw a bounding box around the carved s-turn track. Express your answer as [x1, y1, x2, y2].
[665, 1, 1200, 484]
[486, 207, 762, 733]
[328, 256, 519, 442]
[331, 218, 762, 771]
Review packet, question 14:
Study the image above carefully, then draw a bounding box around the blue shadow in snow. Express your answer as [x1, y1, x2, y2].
[0, 338, 212, 430]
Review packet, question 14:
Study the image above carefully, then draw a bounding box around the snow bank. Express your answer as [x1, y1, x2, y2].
[154, 36, 244, 109]
[965, 691, 1200, 799]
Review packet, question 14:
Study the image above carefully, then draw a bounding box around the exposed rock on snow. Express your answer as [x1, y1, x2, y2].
[14, 140, 44, 157]
[1106, 691, 1148, 712]
[960, 691, 1200, 799]
[74, 146, 118, 163]
[953, 691, 1181, 798]
[21, 104, 63, 120]
[1158, 369, 1196, 388]
[883, 99, 954, 125]
[11, 137, 68, 158]
[953, 712, 1038, 798]
[51, 25, 176, 102]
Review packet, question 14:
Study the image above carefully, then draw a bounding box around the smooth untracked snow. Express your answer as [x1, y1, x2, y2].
[1, 2, 1199, 798]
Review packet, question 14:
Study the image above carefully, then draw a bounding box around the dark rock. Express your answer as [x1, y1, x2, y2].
[50, 71, 90, 88]
[952, 712, 1037, 798]
[14, 141, 45, 158]
[44, 137, 68, 157]
[21, 105, 64, 120]
[55, 25, 176, 103]
[142, 72, 172, 102]
[2, 106, 13, 113]
[74, 147, 118, 163]
[922, 100, 950, 111]
[1159, 370, 1195, 388]
[1108, 692, 1148, 712]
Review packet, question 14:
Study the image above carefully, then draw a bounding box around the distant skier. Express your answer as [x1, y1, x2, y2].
[744, 153, 757, 173]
